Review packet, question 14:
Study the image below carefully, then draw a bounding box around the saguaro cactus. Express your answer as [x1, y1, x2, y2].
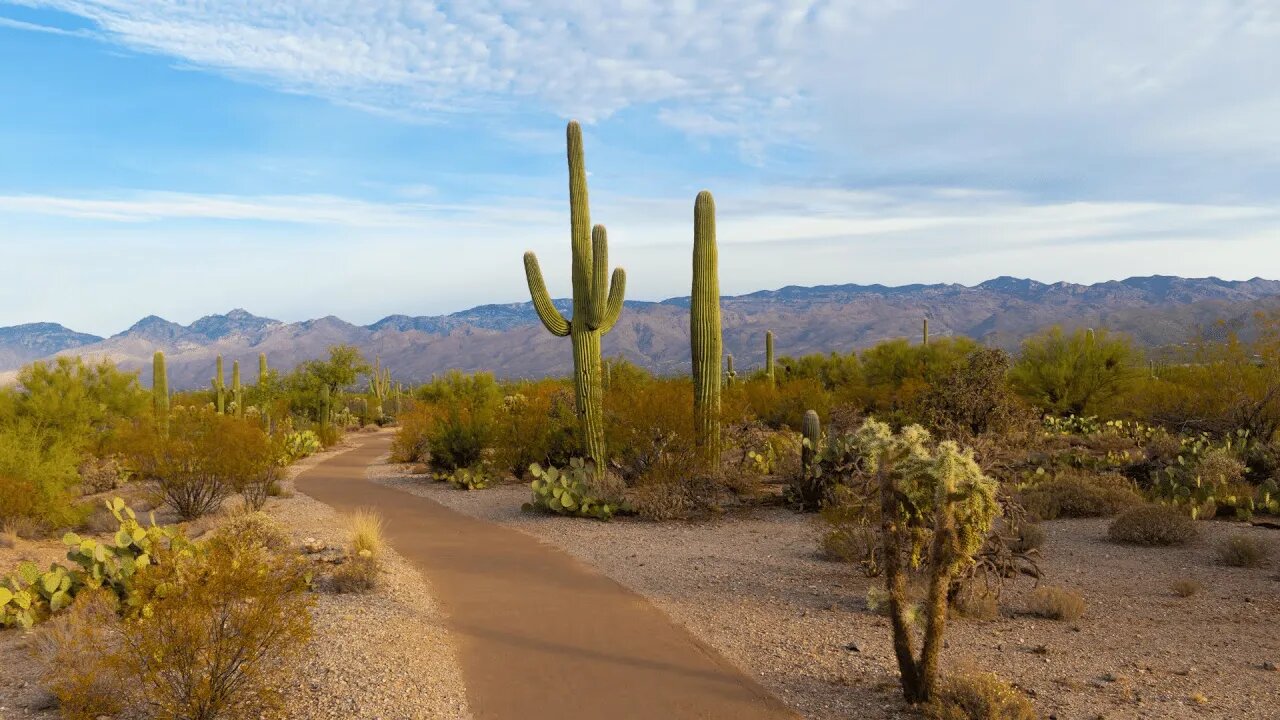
[691, 190, 722, 466]
[922, 318, 929, 346]
[232, 361, 243, 417]
[802, 409, 821, 477]
[368, 356, 392, 422]
[765, 330, 776, 385]
[152, 351, 169, 434]
[319, 384, 331, 428]
[523, 121, 627, 468]
[258, 353, 268, 384]
[726, 354, 737, 387]
[212, 355, 226, 414]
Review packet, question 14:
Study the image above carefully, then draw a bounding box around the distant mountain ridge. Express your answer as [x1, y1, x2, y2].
[3, 275, 1278, 389]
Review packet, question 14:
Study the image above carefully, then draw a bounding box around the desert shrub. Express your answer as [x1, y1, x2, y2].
[0, 423, 85, 530]
[314, 421, 342, 448]
[951, 582, 1000, 621]
[604, 377, 698, 481]
[1007, 523, 1045, 553]
[35, 589, 129, 720]
[493, 381, 580, 477]
[119, 530, 313, 720]
[1009, 326, 1138, 416]
[626, 474, 726, 521]
[820, 521, 883, 573]
[217, 510, 291, 552]
[1108, 504, 1198, 546]
[391, 402, 434, 463]
[1171, 578, 1202, 597]
[78, 455, 126, 495]
[1026, 586, 1085, 620]
[12, 356, 147, 455]
[526, 460, 628, 520]
[119, 407, 278, 520]
[924, 671, 1037, 720]
[859, 337, 978, 420]
[422, 372, 501, 472]
[1216, 534, 1271, 568]
[331, 555, 380, 593]
[1019, 470, 1144, 520]
[1196, 447, 1247, 486]
[919, 348, 1030, 439]
[747, 377, 833, 430]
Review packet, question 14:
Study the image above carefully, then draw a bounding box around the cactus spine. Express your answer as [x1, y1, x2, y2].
[522, 121, 627, 469]
[691, 190, 722, 466]
[765, 330, 776, 385]
[152, 351, 169, 435]
[212, 355, 226, 414]
[232, 361, 243, 417]
[726, 354, 737, 387]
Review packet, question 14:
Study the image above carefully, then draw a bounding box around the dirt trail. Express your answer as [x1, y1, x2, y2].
[295, 433, 799, 720]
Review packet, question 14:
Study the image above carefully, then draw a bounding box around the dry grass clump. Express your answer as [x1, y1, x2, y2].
[0, 520, 19, 549]
[1020, 470, 1143, 520]
[331, 555, 381, 593]
[1008, 523, 1045, 553]
[217, 509, 291, 552]
[1107, 504, 1197, 546]
[1026, 585, 1085, 621]
[952, 583, 1000, 621]
[349, 508, 385, 557]
[1215, 534, 1271, 568]
[1171, 578, 1203, 597]
[924, 671, 1037, 720]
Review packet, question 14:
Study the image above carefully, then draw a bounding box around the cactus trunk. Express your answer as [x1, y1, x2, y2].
[232, 361, 243, 417]
[522, 121, 627, 469]
[691, 190, 722, 467]
[152, 351, 169, 435]
[258, 353, 268, 384]
[319, 384, 331, 428]
[213, 355, 225, 414]
[802, 409, 820, 476]
[726, 354, 736, 387]
[922, 318, 929, 346]
[766, 330, 776, 386]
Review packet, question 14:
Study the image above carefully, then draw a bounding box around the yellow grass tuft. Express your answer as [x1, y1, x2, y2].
[348, 509, 385, 558]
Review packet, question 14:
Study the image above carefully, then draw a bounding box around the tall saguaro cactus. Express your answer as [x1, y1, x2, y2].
[726, 354, 737, 387]
[523, 121, 627, 468]
[232, 361, 243, 417]
[922, 318, 929, 346]
[691, 190, 722, 466]
[369, 356, 392, 422]
[319, 384, 331, 428]
[765, 330, 776, 386]
[258, 353, 269, 385]
[212, 355, 226, 415]
[152, 351, 169, 435]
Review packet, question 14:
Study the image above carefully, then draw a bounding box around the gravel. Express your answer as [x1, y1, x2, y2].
[375, 464, 1280, 720]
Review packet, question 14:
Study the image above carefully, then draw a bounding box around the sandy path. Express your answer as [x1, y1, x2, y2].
[294, 433, 798, 720]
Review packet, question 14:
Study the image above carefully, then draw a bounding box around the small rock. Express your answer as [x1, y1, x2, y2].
[1263, 661, 1277, 672]
[844, 642, 861, 653]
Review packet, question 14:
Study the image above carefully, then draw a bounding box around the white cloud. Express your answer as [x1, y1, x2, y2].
[3, 185, 1278, 333]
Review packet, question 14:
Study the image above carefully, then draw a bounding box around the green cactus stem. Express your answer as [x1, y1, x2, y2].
[319, 384, 331, 428]
[232, 361, 243, 417]
[258, 353, 268, 384]
[922, 318, 929, 346]
[213, 355, 226, 415]
[691, 190, 722, 466]
[523, 121, 627, 469]
[802, 409, 821, 477]
[726, 353, 737, 387]
[368, 356, 392, 422]
[766, 330, 776, 386]
[152, 351, 169, 435]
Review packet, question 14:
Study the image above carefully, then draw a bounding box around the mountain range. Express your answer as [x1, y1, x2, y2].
[3, 275, 1279, 389]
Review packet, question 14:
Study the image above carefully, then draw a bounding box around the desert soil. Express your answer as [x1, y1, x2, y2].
[374, 462, 1280, 720]
[0, 432, 471, 720]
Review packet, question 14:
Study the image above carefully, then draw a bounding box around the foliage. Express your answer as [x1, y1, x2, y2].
[390, 402, 434, 463]
[604, 377, 699, 483]
[0, 423, 85, 530]
[1026, 586, 1086, 620]
[918, 348, 1030, 439]
[1009, 326, 1138, 415]
[417, 371, 501, 472]
[492, 381, 580, 476]
[860, 337, 978, 418]
[116, 527, 313, 720]
[525, 459, 627, 520]
[924, 671, 1037, 720]
[437, 465, 494, 490]
[1108, 504, 1198, 546]
[35, 588, 129, 720]
[12, 356, 147, 454]
[119, 407, 279, 520]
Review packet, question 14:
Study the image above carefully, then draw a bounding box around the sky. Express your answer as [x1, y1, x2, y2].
[1, 1, 1278, 335]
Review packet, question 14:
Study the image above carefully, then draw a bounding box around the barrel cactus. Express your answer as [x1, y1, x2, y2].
[523, 121, 627, 469]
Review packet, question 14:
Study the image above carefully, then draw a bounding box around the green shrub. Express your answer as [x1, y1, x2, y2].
[1108, 504, 1198, 546]
[0, 423, 86, 531]
[282, 430, 322, 462]
[1009, 326, 1137, 416]
[35, 588, 129, 720]
[493, 381, 580, 477]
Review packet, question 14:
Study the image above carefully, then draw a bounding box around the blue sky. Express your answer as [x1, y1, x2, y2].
[1, 1, 1279, 335]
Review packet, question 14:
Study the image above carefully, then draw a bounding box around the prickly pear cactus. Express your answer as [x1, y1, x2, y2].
[524, 459, 627, 520]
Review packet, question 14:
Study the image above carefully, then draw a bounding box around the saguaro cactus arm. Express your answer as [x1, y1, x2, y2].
[599, 267, 627, 333]
[524, 252, 571, 337]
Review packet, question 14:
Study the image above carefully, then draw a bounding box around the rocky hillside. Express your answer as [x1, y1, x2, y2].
[3, 276, 1278, 388]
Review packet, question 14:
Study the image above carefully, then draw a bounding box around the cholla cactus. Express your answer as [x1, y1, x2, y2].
[691, 190, 722, 466]
[523, 121, 627, 468]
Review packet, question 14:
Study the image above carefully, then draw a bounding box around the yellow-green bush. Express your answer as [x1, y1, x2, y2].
[0, 423, 86, 531]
